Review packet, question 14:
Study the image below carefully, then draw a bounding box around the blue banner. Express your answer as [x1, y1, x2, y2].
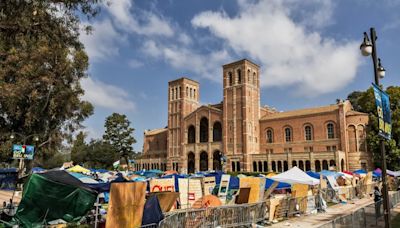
[372, 83, 392, 140]
[12, 144, 35, 160]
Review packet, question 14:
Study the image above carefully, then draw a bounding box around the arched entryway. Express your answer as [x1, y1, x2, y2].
[200, 151, 208, 171]
[299, 160, 304, 171]
[187, 152, 195, 174]
[305, 160, 311, 171]
[213, 150, 222, 171]
[315, 160, 321, 172]
[322, 160, 328, 170]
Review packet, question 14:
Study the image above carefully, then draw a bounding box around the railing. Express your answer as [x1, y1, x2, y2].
[158, 202, 266, 228]
[318, 190, 400, 228]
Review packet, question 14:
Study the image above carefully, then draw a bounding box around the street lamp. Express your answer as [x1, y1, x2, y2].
[360, 27, 390, 228]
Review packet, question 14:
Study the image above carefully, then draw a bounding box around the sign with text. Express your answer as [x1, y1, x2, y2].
[150, 178, 175, 192]
[12, 144, 35, 160]
[372, 83, 392, 140]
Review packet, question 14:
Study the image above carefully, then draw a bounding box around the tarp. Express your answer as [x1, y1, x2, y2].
[106, 182, 147, 228]
[319, 170, 343, 178]
[386, 170, 400, 177]
[265, 178, 291, 190]
[229, 176, 240, 189]
[306, 171, 321, 180]
[141, 196, 164, 226]
[67, 165, 90, 174]
[269, 167, 320, 185]
[353, 169, 367, 175]
[31, 167, 45, 173]
[86, 173, 127, 193]
[14, 173, 97, 227]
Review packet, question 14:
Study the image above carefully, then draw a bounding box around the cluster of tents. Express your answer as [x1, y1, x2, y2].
[0, 164, 398, 227]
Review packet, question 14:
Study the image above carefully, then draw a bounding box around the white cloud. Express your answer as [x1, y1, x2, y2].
[128, 59, 144, 68]
[81, 77, 135, 111]
[191, 0, 360, 95]
[80, 19, 126, 61]
[105, 0, 174, 37]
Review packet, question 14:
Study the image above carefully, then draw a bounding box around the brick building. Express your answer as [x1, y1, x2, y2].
[135, 59, 373, 173]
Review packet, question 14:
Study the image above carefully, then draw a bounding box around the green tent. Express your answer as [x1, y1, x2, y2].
[14, 171, 97, 227]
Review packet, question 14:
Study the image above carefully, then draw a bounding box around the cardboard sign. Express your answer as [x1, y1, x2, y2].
[106, 182, 147, 228]
[239, 177, 266, 203]
[150, 178, 175, 192]
[202, 176, 216, 195]
[218, 174, 230, 203]
[178, 178, 203, 209]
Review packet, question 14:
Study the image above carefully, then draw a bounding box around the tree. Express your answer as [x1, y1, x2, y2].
[86, 140, 119, 169]
[347, 86, 400, 170]
[71, 131, 88, 165]
[0, 1, 100, 164]
[103, 113, 136, 169]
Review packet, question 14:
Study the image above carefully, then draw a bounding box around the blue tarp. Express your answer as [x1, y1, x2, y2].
[31, 167, 45, 173]
[265, 178, 291, 190]
[141, 196, 164, 226]
[0, 168, 18, 173]
[134, 170, 160, 178]
[353, 169, 367, 174]
[319, 170, 343, 178]
[306, 171, 321, 179]
[229, 176, 239, 189]
[86, 173, 127, 193]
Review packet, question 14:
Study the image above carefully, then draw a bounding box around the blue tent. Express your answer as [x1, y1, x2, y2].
[319, 170, 343, 178]
[353, 169, 367, 175]
[141, 196, 164, 226]
[306, 171, 321, 179]
[86, 173, 127, 193]
[31, 167, 45, 173]
[229, 176, 240, 189]
[265, 178, 291, 190]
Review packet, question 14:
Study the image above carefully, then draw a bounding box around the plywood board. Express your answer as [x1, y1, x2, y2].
[106, 182, 146, 228]
[239, 177, 266, 203]
[218, 174, 230, 203]
[291, 184, 308, 198]
[150, 178, 175, 192]
[178, 178, 203, 209]
[202, 176, 216, 196]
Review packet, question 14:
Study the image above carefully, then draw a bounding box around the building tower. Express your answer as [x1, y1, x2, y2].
[222, 59, 260, 172]
[167, 78, 200, 171]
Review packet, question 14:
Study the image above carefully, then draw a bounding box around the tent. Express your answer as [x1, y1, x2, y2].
[319, 170, 343, 178]
[67, 165, 90, 174]
[353, 169, 367, 175]
[386, 170, 400, 177]
[265, 178, 291, 190]
[31, 167, 45, 173]
[269, 167, 320, 185]
[141, 196, 164, 226]
[14, 171, 97, 227]
[306, 171, 321, 180]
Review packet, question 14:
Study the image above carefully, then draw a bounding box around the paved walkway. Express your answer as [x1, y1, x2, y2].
[268, 197, 375, 227]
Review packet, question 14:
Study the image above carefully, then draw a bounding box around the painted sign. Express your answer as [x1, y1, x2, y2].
[178, 178, 203, 209]
[150, 178, 175, 192]
[12, 144, 35, 160]
[239, 177, 266, 203]
[218, 174, 230, 203]
[202, 176, 216, 195]
[372, 83, 392, 140]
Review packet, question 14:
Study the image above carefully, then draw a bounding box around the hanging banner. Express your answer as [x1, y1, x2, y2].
[372, 83, 392, 140]
[150, 178, 175, 192]
[12, 145, 35, 160]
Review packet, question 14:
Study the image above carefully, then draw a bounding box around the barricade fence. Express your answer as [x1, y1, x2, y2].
[318, 190, 400, 228]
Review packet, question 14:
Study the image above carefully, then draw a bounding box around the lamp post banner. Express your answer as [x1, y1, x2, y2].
[12, 144, 35, 160]
[372, 83, 392, 140]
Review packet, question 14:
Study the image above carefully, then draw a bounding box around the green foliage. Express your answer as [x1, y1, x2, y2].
[85, 140, 119, 169]
[0, 0, 100, 166]
[103, 113, 136, 167]
[347, 86, 400, 170]
[71, 131, 88, 165]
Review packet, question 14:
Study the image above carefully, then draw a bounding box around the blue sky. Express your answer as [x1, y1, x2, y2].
[78, 0, 400, 151]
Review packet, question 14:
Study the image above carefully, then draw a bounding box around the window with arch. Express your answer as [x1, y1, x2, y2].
[190, 88, 193, 99]
[264, 161, 268, 172]
[284, 127, 292, 142]
[272, 161, 276, 172]
[213, 122, 222, 142]
[228, 72, 233, 86]
[266, 129, 273, 143]
[327, 123, 335, 139]
[186, 86, 189, 97]
[187, 125, 195, 144]
[247, 69, 251, 83]
[193, 89, 196, 99]
[231, 161, 236, 172]
[178, 86, 181, 99]
[253, 161, 257, 172]
[200, 117, 209, 142]
[236, 161, 241, 171]
[237, 69, 241, 83]
[304, 125, 313, 141]
[253, 72, 257, 85]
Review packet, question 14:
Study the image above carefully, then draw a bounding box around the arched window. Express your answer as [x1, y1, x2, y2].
[236, 161, 241, 171]
[188, 152, 195, 174]
[200, 117, 209, 142]
[272, 161, 276, 172]
[253, 161, 257, 172]
[258, 161, 263, 172]
[188, 125, 195, 144]
[213, 122, 222, 142]
[329, 160, 336, 168]
[247, 69, 251, 83]
[299, 160, 304, 171]
[283, 161, 288, 171]
[284, 127, 292, 142]
[228, 72, 233, 86]
[315, 160, 321, 172]
[190, 88, 193, 99]
[178, 86, 181, 99]
[305, 160, 311, 171]
[193, 89, 196, 99]
[266, 129, 273, 143]
[186, 86, 189, 97]
[237, 69, 241, 83]
[292, 160, 297, 167]
[264, 161, 268, 172]
[213, 151, 222, 171]
[278, 161, 283, 172]
[305, 125, 313, 141]
[200, 151, 208, 171]
[322, 160, 328, 170]
[231, 161, 236, 172]
[327, 123, 335, 139]
[253, 72, 257, 85]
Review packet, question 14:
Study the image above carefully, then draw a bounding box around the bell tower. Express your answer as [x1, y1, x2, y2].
[222, 59, 260, 172]
[167, 78, 200, 171]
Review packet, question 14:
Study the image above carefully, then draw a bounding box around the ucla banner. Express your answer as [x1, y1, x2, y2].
[12, 145, 35, 160]
[372, 83, 392, 140]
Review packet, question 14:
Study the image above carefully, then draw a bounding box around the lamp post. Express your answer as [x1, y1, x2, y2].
[360, 27, 390, 228]
[10, 133, 39, 177]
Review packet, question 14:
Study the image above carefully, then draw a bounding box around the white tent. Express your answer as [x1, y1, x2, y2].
[270, 166, 320, 185]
